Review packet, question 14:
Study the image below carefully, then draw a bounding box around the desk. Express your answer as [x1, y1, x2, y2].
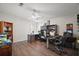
[46, 36, 55, 48]
[28, 34, 35, 43]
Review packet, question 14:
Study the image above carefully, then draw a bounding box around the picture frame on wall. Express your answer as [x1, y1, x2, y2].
[77, 14, 79, 32]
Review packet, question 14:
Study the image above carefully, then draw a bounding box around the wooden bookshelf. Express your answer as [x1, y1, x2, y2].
[0, 21, 13, 42]
[0, 21, 13, 56]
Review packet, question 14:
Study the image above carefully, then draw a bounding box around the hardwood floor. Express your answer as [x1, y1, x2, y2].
[12, 40, 58, 56]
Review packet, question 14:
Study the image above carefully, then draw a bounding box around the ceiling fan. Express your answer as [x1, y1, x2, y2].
[18, 3, 40, 12]
[18, 3, 43, 22]
[18, 3, 24, 7]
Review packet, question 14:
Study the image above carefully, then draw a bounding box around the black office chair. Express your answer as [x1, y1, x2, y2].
[54, 35, 64, 52]
[63, 32, 76, 48]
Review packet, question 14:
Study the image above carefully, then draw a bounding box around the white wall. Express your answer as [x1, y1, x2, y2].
[0, 13, 37, 43]
[38, 15, 77, 37]
[0, 7, 78, 43]
[50, 16, 77, 36]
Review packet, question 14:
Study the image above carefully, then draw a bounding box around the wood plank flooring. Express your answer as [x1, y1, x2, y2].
[12, 40, 58, 56]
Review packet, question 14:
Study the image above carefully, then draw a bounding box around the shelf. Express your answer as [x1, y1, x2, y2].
[0, 21, 13, 56]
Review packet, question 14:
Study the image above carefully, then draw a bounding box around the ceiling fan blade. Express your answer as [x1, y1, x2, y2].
[18, 3, 41, 13]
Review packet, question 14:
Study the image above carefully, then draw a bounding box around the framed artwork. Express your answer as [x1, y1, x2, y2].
[77, 14, 79, 32]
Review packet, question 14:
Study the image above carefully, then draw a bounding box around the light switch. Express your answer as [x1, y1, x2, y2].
[77, 40, 79, 43]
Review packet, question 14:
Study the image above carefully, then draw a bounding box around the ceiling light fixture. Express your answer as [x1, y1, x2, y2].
[32, 9, 41, 22]
[18, 3, 41, 22]
[19, 3, 24, 7]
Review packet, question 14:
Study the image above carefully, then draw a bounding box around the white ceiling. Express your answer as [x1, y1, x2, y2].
[0, 3, 78, 21]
